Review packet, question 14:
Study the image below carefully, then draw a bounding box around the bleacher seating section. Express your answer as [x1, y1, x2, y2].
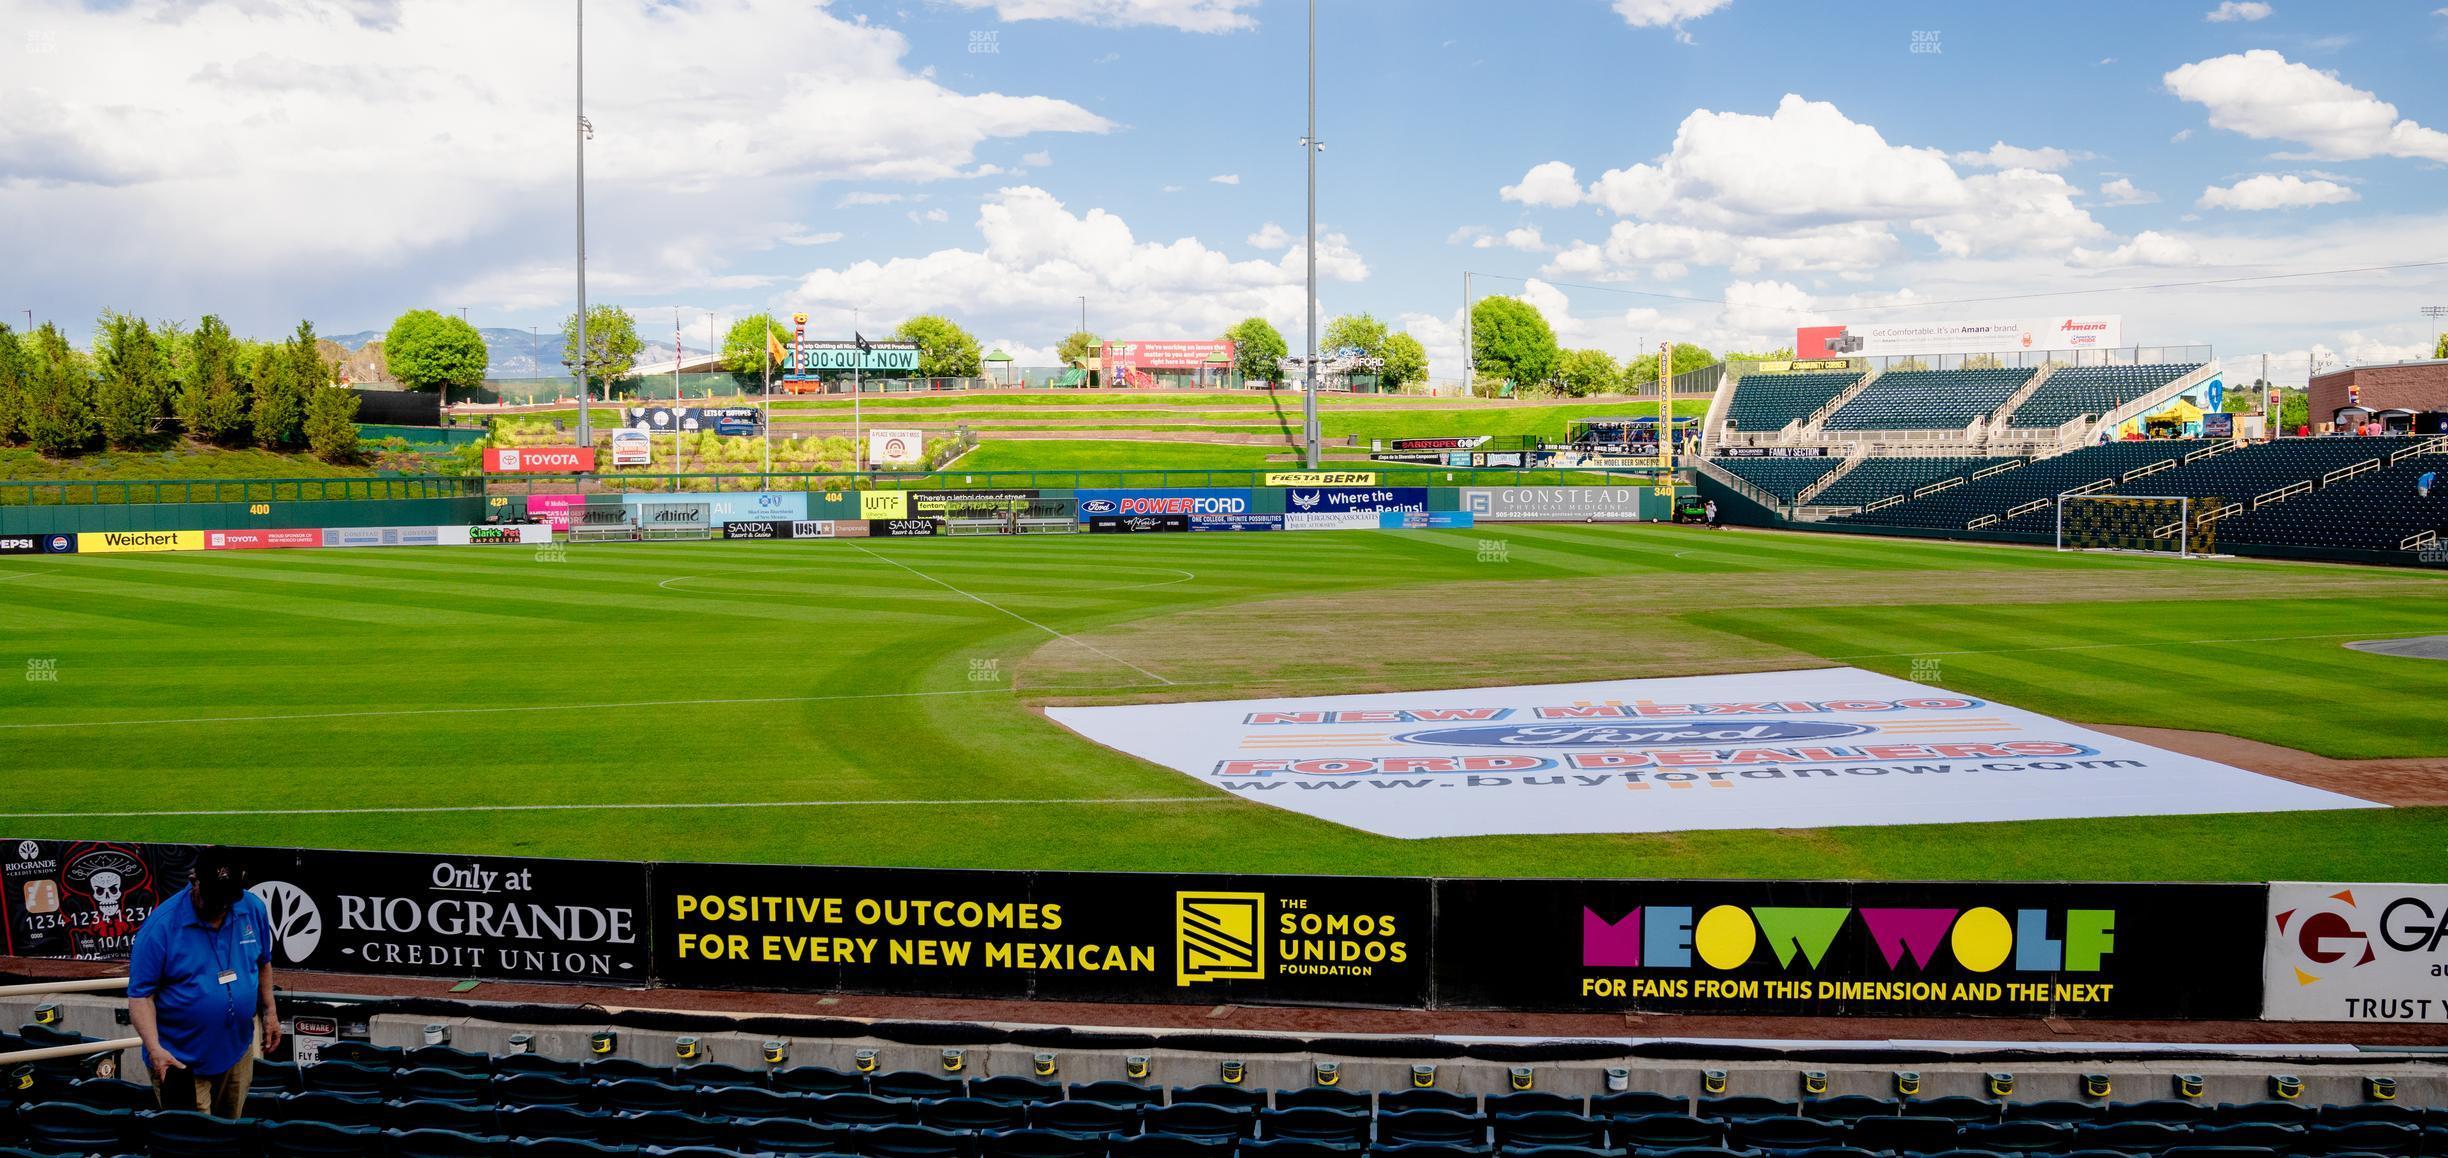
[1991, 438, 2414, 534]
[5, 1042, 2441, 1158]
[2217, 447, 2448, 553]
[2001, 364, 2203, 429]
[1724, 373, 1862, 434]
[1827, 443, 2196, 530]
[1822, 369, 2034, 432]
[1808, 457, 2005, 509]
[1711, 457, 1841, 502]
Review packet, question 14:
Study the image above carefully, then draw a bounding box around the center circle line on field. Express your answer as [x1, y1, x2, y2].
[0, 687, 1010, 731]
[851, 543, 1174, 686]
[0, 797, 1235, 820]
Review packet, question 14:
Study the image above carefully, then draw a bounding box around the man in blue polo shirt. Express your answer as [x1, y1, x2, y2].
[128, 848, 282, 1117]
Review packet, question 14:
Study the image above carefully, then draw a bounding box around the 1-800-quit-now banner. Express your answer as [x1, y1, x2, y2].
[0, 840, 2269, 1018]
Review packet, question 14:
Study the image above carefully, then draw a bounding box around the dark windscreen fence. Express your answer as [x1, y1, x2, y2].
[0, 840, 2269, 1018]
[348, 388, 443, 426]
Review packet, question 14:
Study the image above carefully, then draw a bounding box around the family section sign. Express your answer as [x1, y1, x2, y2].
[1044, 669, 2372, 839]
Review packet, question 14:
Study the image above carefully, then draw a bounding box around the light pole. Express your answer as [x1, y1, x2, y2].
[1460, 272, 1472, 396]
[2423, 305, 2447, 358]
[573, 0, 593, 453]
[1298, 0, 1324, 469]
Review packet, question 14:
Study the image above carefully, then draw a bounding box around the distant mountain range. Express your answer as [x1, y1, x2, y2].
[323, 327, 704, 379]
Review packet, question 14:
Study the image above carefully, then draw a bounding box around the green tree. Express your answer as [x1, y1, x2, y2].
[303, 381, 363, 462]
[1620, 342, 1715, 390]
[895, 314, 982, 378]
[0, 325, 25, 444]
[178, 316, 253, 445]
[1322, 312, 1391, 359]
[1225, 317, 1288, 384]
[1723, 346, 1796, 363]
[562, 304, 643, 396]
[22, 323, 98, 457]
[1469, 296, 1560, 387]
[250, 321, 326, 449]
[1056, 330, 1099, 367]
[1556, 347, 1620, 397]
[383, 309, 490, 404]
[721, 313, 791, 384]
[94, 312, 173, 449]
[1381, 331, 1429, 391]
[2436, 333, 2448, 360]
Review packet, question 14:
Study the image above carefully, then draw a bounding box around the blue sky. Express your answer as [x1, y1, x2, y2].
[6, 0, 2447, 382]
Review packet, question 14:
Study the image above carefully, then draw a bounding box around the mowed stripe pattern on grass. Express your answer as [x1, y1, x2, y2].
[2, 526, 2445, 880]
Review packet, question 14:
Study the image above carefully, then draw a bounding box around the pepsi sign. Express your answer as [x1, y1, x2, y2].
[1394, 721, 1879, 748]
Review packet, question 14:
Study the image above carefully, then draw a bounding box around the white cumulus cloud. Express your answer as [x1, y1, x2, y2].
[1209, 173, 1241, 185]
[941, 0, 1258, 33]
[1953, 142, 2080, 171]
[2204, 1, 2272, 21]
[1499, 161, 1584, 209]
[2069, 230, 2203, 268]
[2164, 50, 2448, 162]
[2198, 174, 2360, 210]
[2098, 178, 2161, 206]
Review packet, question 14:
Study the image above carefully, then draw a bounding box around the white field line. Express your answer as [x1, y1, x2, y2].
[0, 797, 1232, 820]
[0, 687, 1009, 732]
[851, 543, 1174, 685]
[1829, 630, 2388, 661]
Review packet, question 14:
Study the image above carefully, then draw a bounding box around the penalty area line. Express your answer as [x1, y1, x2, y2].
[852, 543, 1174, 686]
[0, 797, 1235, 820]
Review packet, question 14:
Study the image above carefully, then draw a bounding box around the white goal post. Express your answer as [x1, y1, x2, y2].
[2055, 494, 2194, 557]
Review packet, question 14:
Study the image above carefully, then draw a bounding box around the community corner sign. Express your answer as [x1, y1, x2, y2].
[1043, 670, 2372, 839]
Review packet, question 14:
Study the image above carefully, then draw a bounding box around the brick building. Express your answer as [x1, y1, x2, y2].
[2309, 358, 2448, 433]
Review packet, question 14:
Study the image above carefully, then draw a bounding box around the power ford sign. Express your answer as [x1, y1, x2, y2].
[1074, 488, 1253, 522]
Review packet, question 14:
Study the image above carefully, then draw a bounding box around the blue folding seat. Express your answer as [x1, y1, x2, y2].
[578, 1061, 665, 1084]
[645, 1149, 742, 1158]
[699, 1085, 805, 1120]
[1279, 1089, 1374, 1115]
[504, 1140, 635, 1158]
[1378, 1110, 1488, 1148]
[1798, 1099, 1892, 1123]
[1111, 1135, 1235, 1158]
[323, 1043, 408, 1069]
[1033, 1102, 1140, 1137]
[2317, 1105, 2419, 1126]
[388, 1127, 508, 1158]
[1959, 1121, 2071, 1152]
[266, 1091, 392, 1129]
[774, 1068, 869, 1096]
[394, 1101, 501, 1138]
[1699, 1099, 1795, 1122]
[1897, 1099, 1994, 1124]
[1384, 1091, 1479, 1116]
[496, 1056, 585, 1079]
[1785, 1146, 1879, 1158]
[1488, 1094, 1582, 1119]
[735, 1117, 852, 1156]
[498, 1075, 595, 1109]
[1725, 1118, 1844, 1152]
[255, 1059, 308, 1093]
[972, 1079, 1065, 1107]
[1143, 1103, 1257, 1143]
[2213, 1103, 2314, 1126]
[1069, 1083, 1163, 1110]
[2073, 1119, 2189, 1150]
[596, 1080, 692, 1115]
[1371, 1144, 1490, 1158]
[812, 1094, 920, 1127]
[501, 1105, 615, 1142]
[1999, 1101, 2100, 1123]
[258, 1117, 383, 1157]
[16, 1100, 134, 1154]
[924, 1098, 1031, 1133]
[674, 1064, 766, 1090]
[61, 1077, 154, 1111]
[1625, 1147, 1754, 1158]
[1259, 1108, 1372, 1149]
[2160, 1147, 2276, 1158]
[1592, 1094, 1681, 1120]
[853, 1123, 972, 1158]
[981, 1128, 1113, 1158]
[2304, 1121, 2421, 1155]
[1245, 1140, 1367, 1158]
[872, 1073, 968, 1102]
[2103, 1101, 2211, 1124]
[1494, 1113, 1604, 1152]
[399, 1068, 496, 1104]
[618, 1110, 730, 1150]
[1608, 1116, 1720, 1152]
[145, 1108, 251, 1158]
[1848, 1115, 1959, 1153]
[407, 1047, 495, 1076]
[2189, 1124, 2304, 1149]
[314, 1061, 398, 1098]
[1170, 1085, 1266, 1111]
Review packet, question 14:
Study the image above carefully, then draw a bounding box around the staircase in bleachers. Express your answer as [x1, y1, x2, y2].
[2002, 364, 2205, 430]
[1985, 437, 2417, 536]
[2216, 438, 2448, 554]
[5, 1039, 2441, 1158]
[1806, 456, 2008, 510]
[1711, 456, 1843, 502]
[1721, 371, 1866, 439]
[1825, 443, 2198, 531]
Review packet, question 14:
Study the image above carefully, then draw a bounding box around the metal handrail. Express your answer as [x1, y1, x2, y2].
[0, 1037, 140, 1065]
[0, 976, 128, 998]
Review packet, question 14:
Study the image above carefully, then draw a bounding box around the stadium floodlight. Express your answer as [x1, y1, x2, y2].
[573, 0, 593, 452]
[1299, 0, 1323, 470]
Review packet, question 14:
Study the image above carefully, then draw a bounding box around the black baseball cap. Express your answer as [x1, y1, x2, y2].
[190, 847, 245, 913]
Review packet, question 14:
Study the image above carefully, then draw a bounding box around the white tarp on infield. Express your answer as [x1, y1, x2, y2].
[1045, 669, 2375, 839]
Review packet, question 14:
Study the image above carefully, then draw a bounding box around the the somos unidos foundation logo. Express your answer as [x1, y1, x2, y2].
[1175, 892, 1265, 986]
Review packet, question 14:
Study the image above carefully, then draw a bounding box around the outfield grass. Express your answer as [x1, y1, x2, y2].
[944, 441, 1298, 472]
[0, 446, 376, 485]
[4, 527, 2442, 882]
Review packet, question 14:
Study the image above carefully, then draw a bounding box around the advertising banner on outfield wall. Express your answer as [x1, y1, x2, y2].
[1435, 878, 2264, 1019]
[78, 531, 205, 554]
[1283, 487, 1428, 516]
[322, 526, 442, 548]
[653, 862, 1430, 1006]
[483, 448, 596, 474]
[1, 841, 193, 960]
[436, 525, 553, 546]
[705, 492, 809, 525]
[1090, 514, 1190, 534]
[1463, 487, 1650, 521]
[528, 494, 586, 531]
[0, 535, 40, 555]
[206, 530, 325, 550]
[1075, 489, 1254, 522]
[2263, 883, 2448, 1022]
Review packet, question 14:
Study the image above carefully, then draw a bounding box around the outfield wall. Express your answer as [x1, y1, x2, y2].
[6, 840, 2419, 1023]
[0, 496, 496, 536]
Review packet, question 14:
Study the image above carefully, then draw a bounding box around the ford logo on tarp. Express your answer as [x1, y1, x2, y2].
[1393, 721, 1877, 748]
[1079, 499, 1119, 514]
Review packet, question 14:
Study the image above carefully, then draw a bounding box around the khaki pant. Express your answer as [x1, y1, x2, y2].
[155, 1039, 256, 1119]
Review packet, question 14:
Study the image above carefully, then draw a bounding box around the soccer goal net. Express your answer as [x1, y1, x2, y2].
[2055, 494, 2196, 556]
